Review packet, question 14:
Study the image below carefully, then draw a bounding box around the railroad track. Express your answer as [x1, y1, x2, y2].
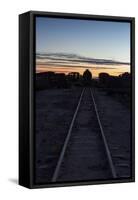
[51, 88, 117, 182]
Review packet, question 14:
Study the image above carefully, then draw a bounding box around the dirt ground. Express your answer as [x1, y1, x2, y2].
[35, 88, 82, 183]
[35, 87, 132, 183]
[93, 88, 131, 178]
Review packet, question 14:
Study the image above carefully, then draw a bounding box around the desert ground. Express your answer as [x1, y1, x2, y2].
[35, 87, 131, 183]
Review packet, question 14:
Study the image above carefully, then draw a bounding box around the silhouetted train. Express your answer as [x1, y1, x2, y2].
[98, 72, 131, 107]
[67, 72, 80, 82]
[36, 69, 93, 90]
[36, 72, 68, 90]
[99, 72, 131, 89]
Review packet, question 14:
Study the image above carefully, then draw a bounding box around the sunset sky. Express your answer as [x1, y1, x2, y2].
[36, 16, 130, 77]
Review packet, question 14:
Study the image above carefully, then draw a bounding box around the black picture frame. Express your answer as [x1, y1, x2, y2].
[19, 11, 135, 189]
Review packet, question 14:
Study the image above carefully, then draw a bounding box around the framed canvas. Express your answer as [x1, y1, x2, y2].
[19, 11, 135, 189]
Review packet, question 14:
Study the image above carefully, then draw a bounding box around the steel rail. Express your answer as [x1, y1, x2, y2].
[90, 88, 117, 178]
[51, 88, 85, 182]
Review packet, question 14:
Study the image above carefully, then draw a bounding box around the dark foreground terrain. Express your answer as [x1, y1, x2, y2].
[35, 88, 82, 183]
[35, 87, 131, 184]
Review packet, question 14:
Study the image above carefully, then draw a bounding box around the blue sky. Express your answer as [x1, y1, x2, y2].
[35, 16, 130, 76]
[36, 17, 130, 62]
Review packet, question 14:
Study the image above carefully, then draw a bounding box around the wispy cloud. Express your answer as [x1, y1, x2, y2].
[36, 52, 130, 68]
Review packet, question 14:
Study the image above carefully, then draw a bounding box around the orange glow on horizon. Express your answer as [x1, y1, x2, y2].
[36, 64, 130, 78]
